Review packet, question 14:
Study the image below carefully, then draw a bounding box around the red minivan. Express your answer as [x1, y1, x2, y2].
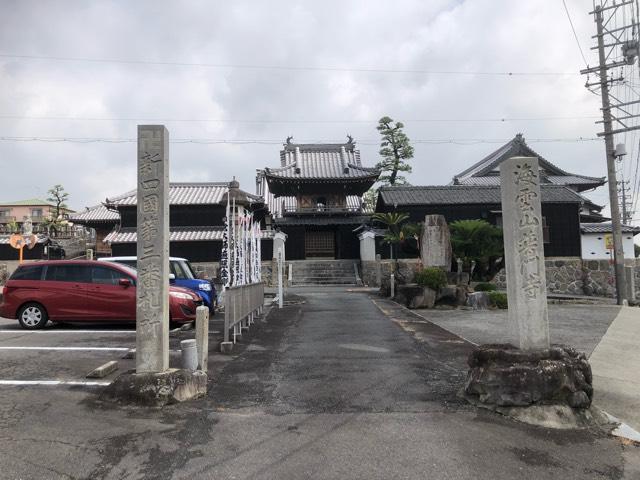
[0, 260, 202, 329]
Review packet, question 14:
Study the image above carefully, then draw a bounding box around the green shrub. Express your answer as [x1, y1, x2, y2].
[488, 291, 508, 309]
[414, 267, 447, 290]
[474, 282, 497, 292]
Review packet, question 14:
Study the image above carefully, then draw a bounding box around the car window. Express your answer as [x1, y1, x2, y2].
[180, 261, 196, 279]
[45, 265, 91, 283]
[170, 261, 187, 279]
[10, 265, 43, 281]
[91, 266, 122, 285]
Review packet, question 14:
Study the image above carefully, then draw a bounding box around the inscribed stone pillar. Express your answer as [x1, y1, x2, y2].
[420, 215, 452, 271]
[358, 230, 376, 261]
[136, 125, 170, 373]
[500, 157, 550, 350]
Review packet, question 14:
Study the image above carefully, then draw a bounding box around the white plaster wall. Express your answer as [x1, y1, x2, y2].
[581, 232, 637, 260]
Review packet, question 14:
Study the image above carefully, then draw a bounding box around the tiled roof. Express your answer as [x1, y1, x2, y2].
[378, 185, 586, 206]
[265, 140, 379, 181]
[0, 198, 55, 207]
[104, 227, 275, 244]
[0, 234, 48, 245]
[107, 182, 262, 206]
[451, 134, 605, 191]
[69, 204, 119, 224]
[580, 223, 640, 234]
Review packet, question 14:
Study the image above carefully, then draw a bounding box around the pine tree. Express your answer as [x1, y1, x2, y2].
[375, 116, 414, 186]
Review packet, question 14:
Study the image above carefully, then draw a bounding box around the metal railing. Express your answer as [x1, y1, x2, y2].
[223, 282, 265, 344]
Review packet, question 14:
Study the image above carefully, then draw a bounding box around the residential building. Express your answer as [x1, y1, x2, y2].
[450, 134, 607, 222]
[0, 198, 72, 232]
[71, 181, 272, 263]
[375, 184, 586, 257]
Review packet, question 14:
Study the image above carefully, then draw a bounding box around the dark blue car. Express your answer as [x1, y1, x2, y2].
[98, 256, 216, 312]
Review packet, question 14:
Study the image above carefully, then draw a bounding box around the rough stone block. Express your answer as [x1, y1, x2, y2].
[464, 344, 592, 409]
[101, 369, 207, 406]
[466, 292, 490, 310]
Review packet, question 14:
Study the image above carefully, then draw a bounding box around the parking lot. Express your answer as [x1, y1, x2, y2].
[0, 314, 227, 388]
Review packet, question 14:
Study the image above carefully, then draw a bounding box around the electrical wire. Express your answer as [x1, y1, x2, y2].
[0, 114, 601, 124]
[562, 0, 590, 66]
[0, 135, 602, 145]
[0, 53, 581, 77]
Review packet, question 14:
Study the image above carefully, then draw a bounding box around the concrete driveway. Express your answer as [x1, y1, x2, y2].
[0, 289, 636, 479]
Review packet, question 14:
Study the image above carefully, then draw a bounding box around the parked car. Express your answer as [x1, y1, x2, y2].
[98, 256, 216, 311]
[0, 260, 203, 329]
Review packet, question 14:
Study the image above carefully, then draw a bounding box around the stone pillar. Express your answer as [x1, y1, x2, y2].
[375, 254, 382, 287]
[195, 306, 209, 372]
[272, 231, 287, 261]
[136, 125, 170, 373]
[420, 215, 452, 271]
[500, 157, 549, 350]
[625, 265, 636, 301]
[358, 230, 376, 261]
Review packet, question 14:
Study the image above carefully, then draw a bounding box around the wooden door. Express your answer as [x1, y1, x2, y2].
[305, 231, 335, 258]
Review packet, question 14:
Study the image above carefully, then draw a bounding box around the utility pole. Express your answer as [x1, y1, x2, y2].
[581, 2, 640, 305]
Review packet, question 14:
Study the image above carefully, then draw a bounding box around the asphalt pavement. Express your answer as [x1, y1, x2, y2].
[0, 289, 637, 479]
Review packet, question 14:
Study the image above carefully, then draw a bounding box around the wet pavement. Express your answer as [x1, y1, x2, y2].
[0, 288, 637, 479]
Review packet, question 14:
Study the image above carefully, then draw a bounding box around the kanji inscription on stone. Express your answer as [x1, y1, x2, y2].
[500, 157, 550, 350]
[136, 125, 170, 373]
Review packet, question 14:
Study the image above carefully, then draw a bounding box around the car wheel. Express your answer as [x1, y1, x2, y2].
[18, 303, 49, 330]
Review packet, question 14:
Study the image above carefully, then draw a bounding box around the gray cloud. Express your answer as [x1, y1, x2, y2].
[0, 0, 634, 220]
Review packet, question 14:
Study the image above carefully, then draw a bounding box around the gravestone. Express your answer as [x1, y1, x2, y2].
[500, 156, 549, 350]
[136, 125, 170, 373]
[420, 215, 452, 271]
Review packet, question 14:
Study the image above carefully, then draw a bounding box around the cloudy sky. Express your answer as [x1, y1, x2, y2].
[1, 0, 639, 221]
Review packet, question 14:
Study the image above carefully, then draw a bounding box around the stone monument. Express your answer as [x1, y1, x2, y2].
[463, 158, 596, 428]
[420, 215, 452, 271]
[501, 157, 549, 350]
[136, 125, 170, 373]
[102, 126, 206, 406]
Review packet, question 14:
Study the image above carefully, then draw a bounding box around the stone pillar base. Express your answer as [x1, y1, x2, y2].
[101, 368, 207, 407]
[220, 342, 234, 354]
[463, 344, 599, 428]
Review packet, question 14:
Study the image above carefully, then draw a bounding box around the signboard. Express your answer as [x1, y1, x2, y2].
[604, 234, 614, 250]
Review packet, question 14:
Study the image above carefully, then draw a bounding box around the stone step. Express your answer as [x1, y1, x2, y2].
[295, 277, 356, 282]
[293, 280, 357, 286]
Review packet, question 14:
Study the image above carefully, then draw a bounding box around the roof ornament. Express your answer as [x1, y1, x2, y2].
[286, 136, 293, 145]
[515, 133, 524, 143]
[346, 134, 354, 144]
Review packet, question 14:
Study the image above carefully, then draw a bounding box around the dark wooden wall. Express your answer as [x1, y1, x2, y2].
[278, 225, 361, 260]
[376, 201, 581, 257]
[119, 205, 226, 228]
[111, 239, 274, 263]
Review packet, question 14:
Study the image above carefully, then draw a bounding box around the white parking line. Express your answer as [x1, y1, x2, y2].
[0, 380, 110, 386]
[0, 330, 136, 334]
[0, 346, 130, 351]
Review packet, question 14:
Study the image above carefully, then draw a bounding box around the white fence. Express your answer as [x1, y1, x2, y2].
[223, 282, 265, 344]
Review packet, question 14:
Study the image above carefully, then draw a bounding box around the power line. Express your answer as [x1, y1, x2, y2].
[0, 135, 602, 145]
[562, 0, 590, 66]
[0, 53, 581, 77]
[0, 114, 601, 123]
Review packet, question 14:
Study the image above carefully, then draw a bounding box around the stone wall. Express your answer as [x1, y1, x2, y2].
[361, 258, 423, 287]
[492, 257, 640, 298]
